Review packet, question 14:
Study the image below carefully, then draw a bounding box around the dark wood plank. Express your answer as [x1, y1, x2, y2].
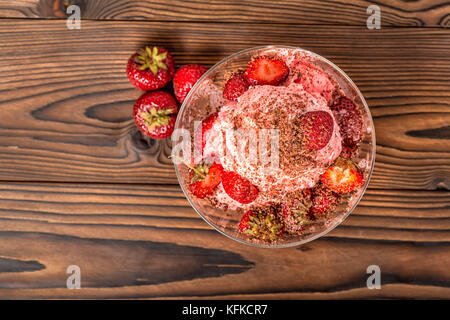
[0, 20, 449, 189]
[0, 182, 448, 299]
[1, 0, 449, 27]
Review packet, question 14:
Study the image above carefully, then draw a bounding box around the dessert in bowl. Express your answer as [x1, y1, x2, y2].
[172, 46, 375, 248]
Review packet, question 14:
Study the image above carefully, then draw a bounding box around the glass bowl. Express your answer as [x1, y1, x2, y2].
[172, 45, 376, 248]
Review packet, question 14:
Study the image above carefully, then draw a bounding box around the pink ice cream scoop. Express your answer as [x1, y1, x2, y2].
[203, 83, 342, 200]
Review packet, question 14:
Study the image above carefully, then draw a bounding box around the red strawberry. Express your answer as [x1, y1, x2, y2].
[239, 205, 284, 242]
[282, 190, 313, 233]
[173, 64, 208, 103]
[309, 184, 340, 216]
[330, 97, 364, 149]
[239, 210, 254, 232]
[188, 163, 223, 199]
[189, 181, 210, 198]
[321, 157, 364, 193]
[222, 171, 258, 204]
[223, 72, 251, 101]
[133, 91, 178, 139]
[244, 55, 289, 86]
[127, 46, 175, 91]
[300, 111, 334, 150]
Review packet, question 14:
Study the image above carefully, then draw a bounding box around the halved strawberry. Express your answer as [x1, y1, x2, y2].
[330, 97, 364, 149]
[309, 184, 341, 216]
[188, 162, 223, 199]
[320, 157, 364, 193]
[244, 56, 289, 86]
[300, 111, 334, 150]
[239, 205, 284, 242]
[222, 171, 258, 204]
[223, 72, 250, 101]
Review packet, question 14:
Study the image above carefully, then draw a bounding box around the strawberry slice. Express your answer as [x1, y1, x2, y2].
[320, 158, 363, 193]
[188, 163, 223, 199]
[330, 97, 363, 149]
[300, 111, 334, 150]
[222, 171, 259, 204]
[244, 56, 289, 86]
[223, 72, 251, 101]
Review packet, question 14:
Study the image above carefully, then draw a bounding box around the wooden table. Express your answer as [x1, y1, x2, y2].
[0, 0, 448, 299]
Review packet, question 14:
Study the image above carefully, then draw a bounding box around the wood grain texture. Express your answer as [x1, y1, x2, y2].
[0, 20, 449, 189]
[0, 182, 448, 299]
[0, 0, 449, 27]
[0, 0, 448, 302]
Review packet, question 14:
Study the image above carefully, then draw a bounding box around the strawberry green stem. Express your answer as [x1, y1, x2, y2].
[135, 46, 168, 75]
[140, 107, 173, 132]
[169, 155, 206, 179]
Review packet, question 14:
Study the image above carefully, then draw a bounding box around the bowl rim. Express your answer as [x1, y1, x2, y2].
[172, 45, 376, 248]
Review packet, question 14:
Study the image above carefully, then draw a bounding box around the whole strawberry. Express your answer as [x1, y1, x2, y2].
[300, 110, 334, 151]
[308, 184, 341, 217]
[173, 64, 208, 103]
[189, 162, 223, 199]
[239, 205, 284, 242]
[127, 46, 175, 91]
[223, 72, 250, 101]
[282, 190, 313, 233]
[133, 91, 178, 139]
[330, 97, 364, 149]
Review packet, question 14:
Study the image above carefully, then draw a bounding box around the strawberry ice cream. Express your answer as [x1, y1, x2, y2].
[203, 83, 342, 197]
[200, 49, 343, 204]
[180, 47, 367, 243]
